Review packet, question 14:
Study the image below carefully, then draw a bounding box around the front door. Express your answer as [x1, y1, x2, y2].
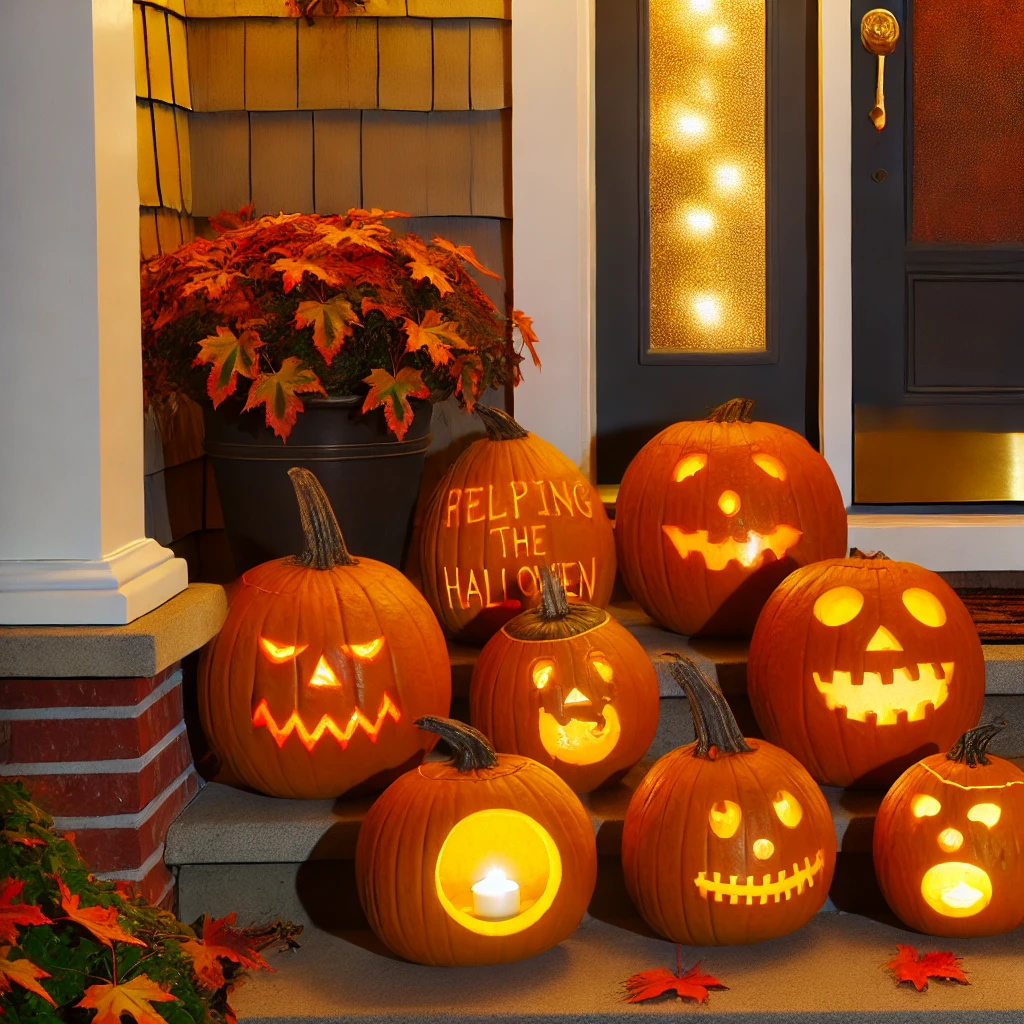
[852, 0, 1024, 504]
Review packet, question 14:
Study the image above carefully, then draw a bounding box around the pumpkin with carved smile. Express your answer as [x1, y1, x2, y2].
[622, 655, 836, 945]
[748, 551, 984, 787]
[199, 468, 451, 799]
[616, 398, 846, 636]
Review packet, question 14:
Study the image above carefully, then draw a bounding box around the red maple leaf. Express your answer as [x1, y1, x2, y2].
[407, 259, 454, 297]
[402, 310, 469, 368]
[58, 879, 145, 948]
[294, 296, 360, 365]
[362, 367, 429, 441]
[431, 237, 501, 279]
[243, 357, 327, 441]
[0, 879, 52, 945]
[76, 976, 177, 1024]
[885, 944, 969, 991]
[192, 326, 264, 407]
[0, 945, 56, 1008]
[181, 913, 273, 990]
[511, 309, 541, 367]
[622, 947, 727, 1004]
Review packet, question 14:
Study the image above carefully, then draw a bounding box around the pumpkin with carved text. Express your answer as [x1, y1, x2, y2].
[420, 406, 616, 644]
[615, 398, 846, 636]
[199, 467, 451, 799]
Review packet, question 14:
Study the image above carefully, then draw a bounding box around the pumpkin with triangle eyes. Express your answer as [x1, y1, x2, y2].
[615, 398, 846, 637]
[748, 551, 984, 788]
[199, 468, 451, 799]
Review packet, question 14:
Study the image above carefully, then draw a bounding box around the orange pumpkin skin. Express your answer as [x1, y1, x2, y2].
[469, 569, 659, 793]
[748, 554, 984, 788]
[420, 407, 616, 644]
[199, 469, 451, 800]
[615, 398, 846, 636]
[355, 718, 597, 966]
[874, 725, 1024, 937]
[621, 656, 836, 946]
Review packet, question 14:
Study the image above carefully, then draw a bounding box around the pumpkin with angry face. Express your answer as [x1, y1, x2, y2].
[874, 723, 1024, 937]
[615, 398, 847, 636]
[622, 654, 836, 945]
[199, 467, 451, 799]
[748, 551, 985, 788]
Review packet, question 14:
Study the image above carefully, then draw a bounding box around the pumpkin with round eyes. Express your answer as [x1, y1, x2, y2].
[615, 398, 846, 637]
[874, 723, 1024, 937]
[199, 468, 451, 799]
[622, 655, 836, 945]
[469, 567, 659, 792]
[748, 551, 984, 788]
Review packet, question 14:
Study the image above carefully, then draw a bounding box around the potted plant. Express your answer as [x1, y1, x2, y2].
[141, 206, 539, 573]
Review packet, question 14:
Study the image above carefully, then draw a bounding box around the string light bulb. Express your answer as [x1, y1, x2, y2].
[677, 112, 707, 137]
[716, 164, 741, 189]
[686, 208, 715, 233]
[693, 295, 722, 327]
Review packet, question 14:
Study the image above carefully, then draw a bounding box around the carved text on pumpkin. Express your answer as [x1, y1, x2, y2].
[443, 559, 597, 610]
[444, 480, 594, 527]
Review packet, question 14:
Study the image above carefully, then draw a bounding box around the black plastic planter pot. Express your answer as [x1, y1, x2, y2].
[204, 395, 433, 575]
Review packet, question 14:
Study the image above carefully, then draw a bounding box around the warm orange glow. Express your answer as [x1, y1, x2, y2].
[773, 790, 803, 828]
[813, 663, 952, 724]
[340, 637, 385, 661]
[563, 687, 589, 707]
[866, 625, 903, 651]
[913, 794, 942, 817]
[812, 586, 864, 627]
[537, 704, 622, 765]
[533, 660, 555, 690]
[252, 693, 401, 752]
[968, 803, 1002, 827]
[717, 489, 741, 516]
[752, 453, 787, 480]
[753, 838, 775, 860]
[695, 850, 824, 905]
[662, 524, 802, 571]
[673, 453, 708, 482]
[921, 862, 992, 917]
[259, 637, 308, 663]
[591, 656, 614, 683]
[709, 799, 742, 839]
[938, 828, 964, 852]
[903, 588, 947, 627]
[309, 656, 341, 688]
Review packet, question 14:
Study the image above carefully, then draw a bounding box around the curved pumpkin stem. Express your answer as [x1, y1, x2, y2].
[947, 722, 1006, 768]
[707, 398, 754, 424]
[538, 565, 571, 620]
[662, 653, 753, 759]
[476, 405, 529, 441]
[416, 716, 499, 771]
[288, 467, 357, 570]
[850, 547, 891, 561]
[503, 565, 607, 640]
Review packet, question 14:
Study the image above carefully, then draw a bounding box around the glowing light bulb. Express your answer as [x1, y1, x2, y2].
[693, 295, 722, 326]
[690, 0, 712, 11]
[686, 208, 715, 233]
[472, 869, 520, 920]
[678, 113, 707, 137]
[708, 24, 728, 44]
[716, 164, 741, 189]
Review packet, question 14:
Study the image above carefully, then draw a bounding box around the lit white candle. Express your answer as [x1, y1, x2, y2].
[471, 869, 520, 920]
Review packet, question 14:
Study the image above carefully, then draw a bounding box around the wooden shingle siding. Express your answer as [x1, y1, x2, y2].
[469, 109, 510, 217]
[168, 14, 193, 107]
[408, 0, 509, 16]
[431, 19, 469, 110]
[425, 111, 472, 215]
[190, 112, 251, 215]
[244, 19, 299, 109]
[145, 7, 176, 104]
[250, 112, 315, 214]
[361, 111, 430, 214]
[176, 108, 194, 213]
[140, 209, 160, 258]
[151, 0, 187, 16]
[469, 19, 510, 110]
[378, 19, 433, 112]
[137, 102, 162, 207]
[298, 18, 378, 110]
[184, 0, 509, 15]
[313, 110, 363, 214]
[135, 5, 151, 97]
[187, 19, 246, 110]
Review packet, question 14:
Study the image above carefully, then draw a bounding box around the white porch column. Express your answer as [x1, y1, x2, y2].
[0, 0, 187, 625]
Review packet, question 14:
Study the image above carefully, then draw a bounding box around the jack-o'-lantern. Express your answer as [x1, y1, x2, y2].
[420, 406, 616, 644]
[874, 723, 1024, 937]
[615, 398, 846, 636]
[470, 566, 660, 792]
[199, 467, 451, 799]
[622, 654, 836, 946]
[748, 550, 984, 787]
[355, 716, 597, 965]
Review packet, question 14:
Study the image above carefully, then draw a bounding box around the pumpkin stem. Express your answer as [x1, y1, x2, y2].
[707, 398, 755, 423]
[947, 722, 1006, 768]
[415, 716, 499, 771]
[850, 547, 891, 560]
[538, 565, 572, 620]
[476, 405, 530, 441]
[287, 467, 357, 569]
[662, 653, 753, 759]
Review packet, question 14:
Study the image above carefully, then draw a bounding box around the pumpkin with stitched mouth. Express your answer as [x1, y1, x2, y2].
[748, 551, 984, 788]
[615, 398, 847, 636]
[622, 654, 836, 946]
[199, 467, 451, 799]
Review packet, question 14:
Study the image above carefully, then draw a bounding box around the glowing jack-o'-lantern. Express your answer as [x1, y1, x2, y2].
[748, 551, 984, 787]
[355, 717, 597, 965]
[616, 398, 847, 636]
[874, 723, 1024, 937]
[470, 566, 660, 792]
[622, 655, 836, 945]
[420, 406, 616, 644]
[199, 468, 451, 799]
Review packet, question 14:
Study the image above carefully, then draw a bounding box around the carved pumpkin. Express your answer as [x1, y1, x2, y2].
[874, 723, 1024, 937]
[615, 398, 846, 636]
[469, 566, 660, 793]
[199, 468, 451, 799]
[622, 655, 836, 946]
[355, 717, 597, 965]
[420, 406, 616, 644]
[748, 551, 985, 787]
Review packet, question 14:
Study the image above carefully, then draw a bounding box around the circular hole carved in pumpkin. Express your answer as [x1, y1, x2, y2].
[434, 809, 562, 936]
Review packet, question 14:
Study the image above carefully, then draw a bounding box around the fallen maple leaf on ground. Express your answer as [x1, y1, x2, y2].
[243, 357, 327, 441]
[58, 879, 145, 948]
[362, 367, 430, 441]
[181, 912, 273, 990]
[0, 945, 56, 1007]
[885, 944, 969, 991]
[0, 879, 52, 944]
[77, 976, 177, 1024]
[622, 946, 727, 1004]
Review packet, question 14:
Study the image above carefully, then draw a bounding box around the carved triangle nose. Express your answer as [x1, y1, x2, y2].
[564, 687, 590, 706]
[866, 625, 903, 652]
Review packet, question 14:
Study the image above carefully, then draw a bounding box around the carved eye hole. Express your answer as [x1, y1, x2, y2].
[673, 453, 708, 483]
[340, 637, 386, 662]
[259, 637, 309, 663]
[752, 453, 787, 480]
[709, 800, 742, 839]
[902, 588, 947, 627]
[813, 586, 864, 627]
[591, 656, 614, 683]
[968, 803, 1001, 828]
[773, 791, 803, 828]
[533, 660, 556, 690]
[913, 794, 941, 817]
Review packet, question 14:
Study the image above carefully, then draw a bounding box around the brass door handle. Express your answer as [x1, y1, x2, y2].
[861, 9, 900, 131]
